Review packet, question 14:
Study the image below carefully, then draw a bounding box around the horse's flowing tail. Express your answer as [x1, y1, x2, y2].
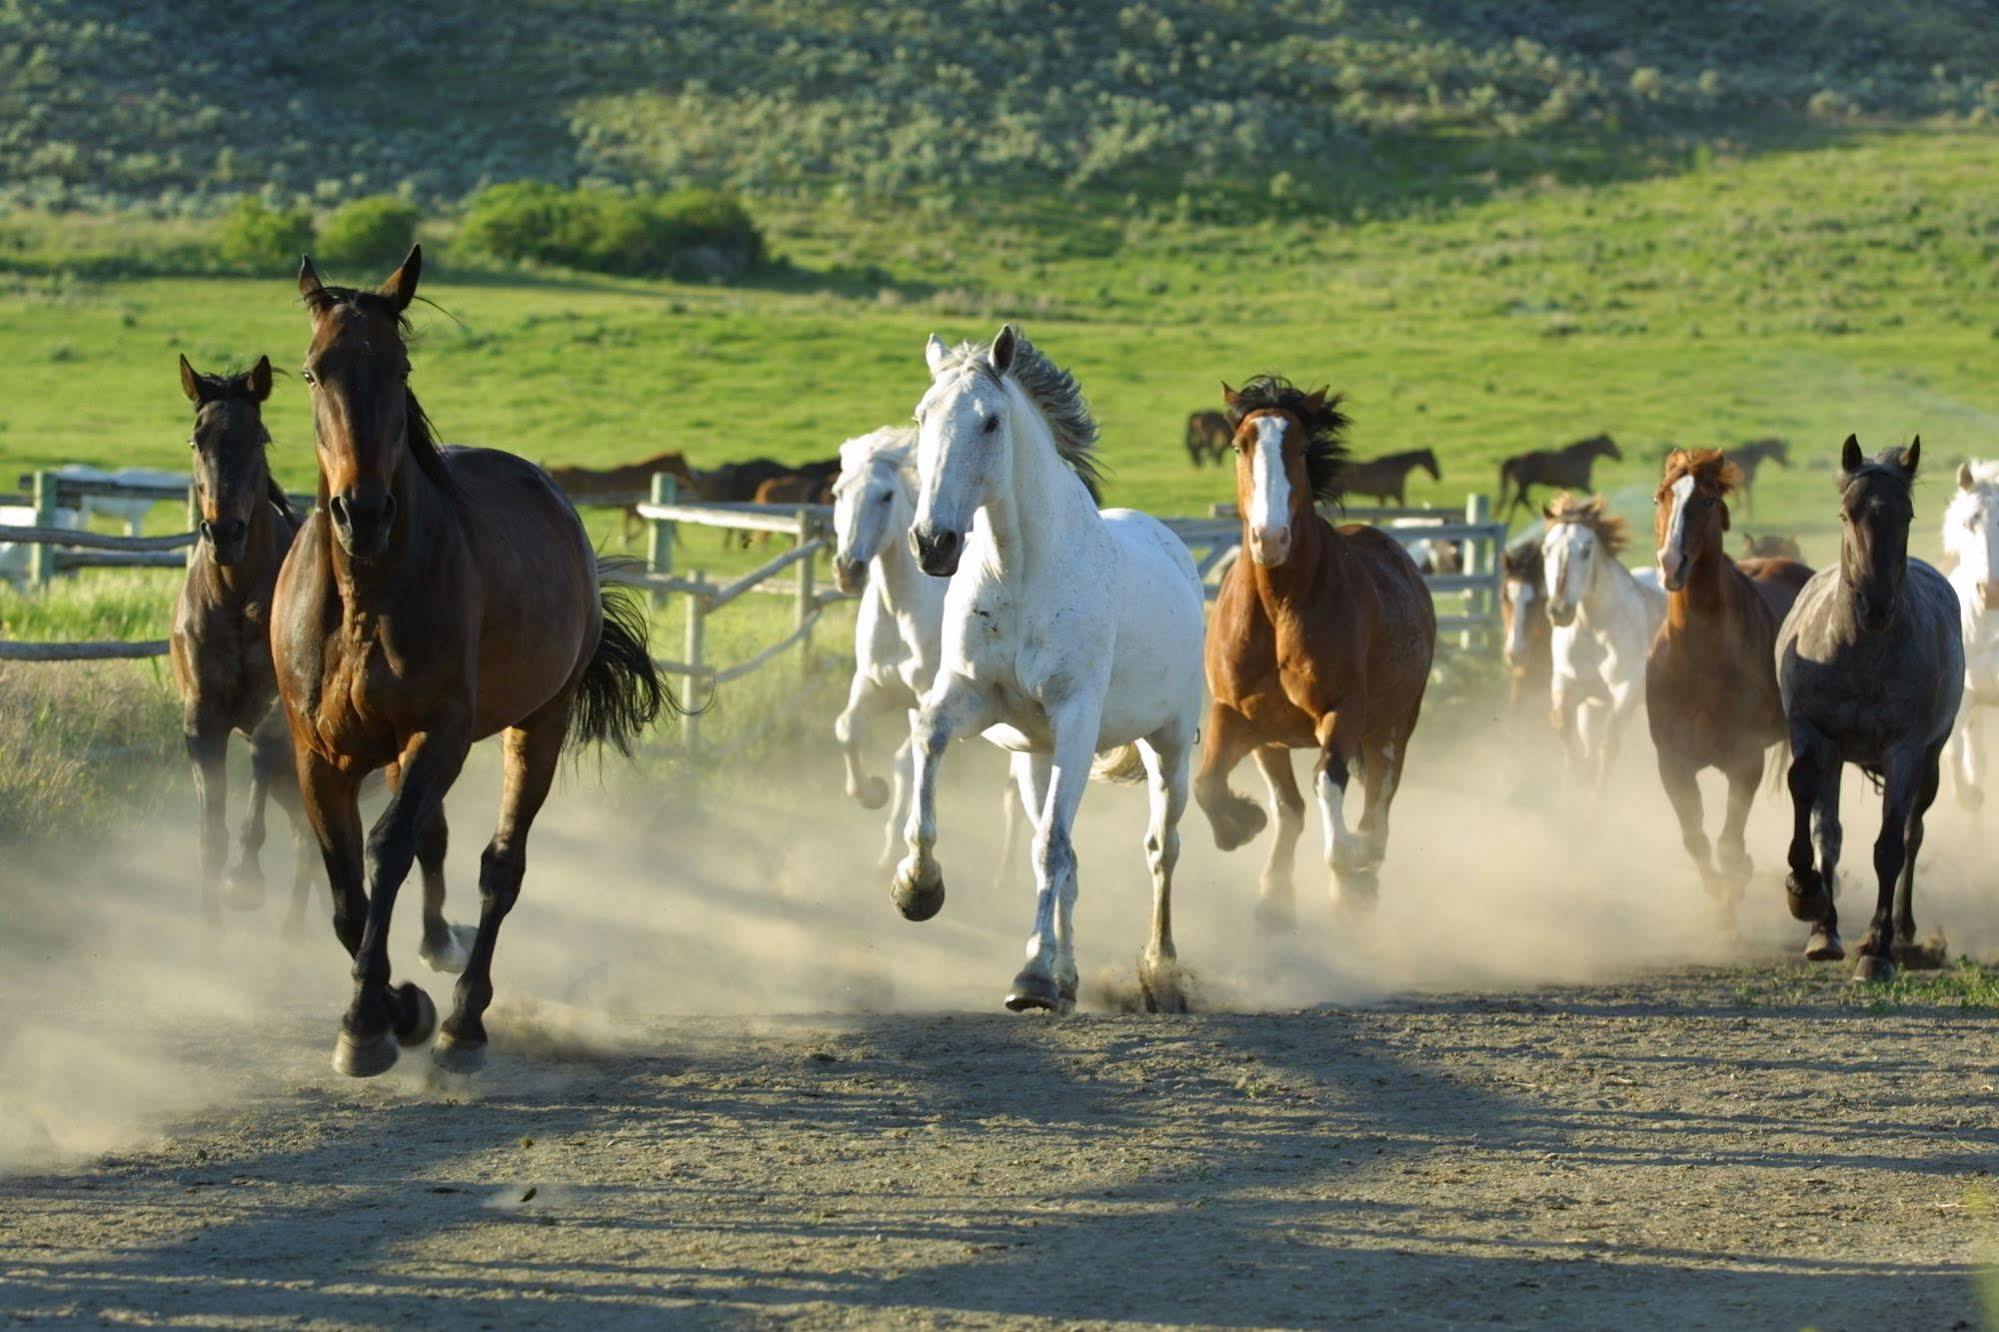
[571, 573, 677, 756]
[1091, 743, 1149, 785]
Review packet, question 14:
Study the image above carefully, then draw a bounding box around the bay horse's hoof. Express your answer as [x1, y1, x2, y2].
[1138, 955, 1190, 1015]
[1004, 970, 1075, 1015]
[1804, 926, 1845, 962]
[394, 983, 438, 1048]
[431, 1032, 487, 1075]
[419, 923, 478, 975]
[890, 860, 945, 922]
[1206, 797, 1266, 852]
[1851, 953, 1896, 985]
[855, 775, 889, 811]
[332, 1027, 398, 1078]
[222, 865, 267, 912]
[1892, 934, 1948, 970]
[1784, 869, 1830, 923]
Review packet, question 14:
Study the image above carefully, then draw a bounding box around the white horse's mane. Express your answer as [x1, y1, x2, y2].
[929, 333, 1103, 498]
[836, 425, 918, 492]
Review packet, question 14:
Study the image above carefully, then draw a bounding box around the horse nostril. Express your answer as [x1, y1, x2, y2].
[329, 495, 351, 528]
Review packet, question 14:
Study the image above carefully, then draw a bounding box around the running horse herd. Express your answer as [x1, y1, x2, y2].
[164, 247, 1978, 1077]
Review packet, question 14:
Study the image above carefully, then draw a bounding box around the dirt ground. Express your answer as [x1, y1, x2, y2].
[2, 704, 1997, 1329]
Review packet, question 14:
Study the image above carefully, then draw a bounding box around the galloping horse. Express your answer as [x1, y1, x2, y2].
[894, 326, 1206, 1014]
[1778, 437, 1960, 978]
[170, 354, 316, 925]
[1542, 493, 1665, 786]
[1194, 378, 1435, 924]
[276, 248, 669, 1076]
[1185, 410, 1230, 466]
[1730, 437, 1790, 519]
[1499, 541, 1552, 713]
[545, 450, 700, 542]
[1342, 449, 1441, 506]
[1499, 434, 1622, 520]
[1644, 450, 1812, 917]
[1941, 460, 1999, 807]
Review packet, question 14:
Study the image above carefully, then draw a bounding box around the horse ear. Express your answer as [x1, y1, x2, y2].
[1840, 434, 1863, 474]
[1302, 387, 1328, 415]
[248, 354, 272, 403]
[1220, 382, 1239, 408]
[989, 324, 1019, 377]
[380, 244, 422, 312]
[1900, 435, 1921, 475]
[924, 334, 950, 375]
[1959, 461, 1975, 491]
[298, 255, 324, 303]
[179, 354, 203, 403]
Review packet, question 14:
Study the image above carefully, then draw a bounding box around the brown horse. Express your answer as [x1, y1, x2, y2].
[1498, 433, 1622, 520]
[1740, 531, 1805, 562]
[276, 247, 670, 1078]
[1185, 409, 1230, 466]
[1645, 449, 1812, 916]
[1194, 377, 1436, 924]
[545, 450, 701, 542]
[1730, 437, 1790, 519]
[1342, 449, 1441, 506]
[170, 354, 315, 925]
[1498, 541, 1552, 712]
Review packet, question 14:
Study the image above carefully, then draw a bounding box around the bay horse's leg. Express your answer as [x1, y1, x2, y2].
[184, 713, 229, 925]
[417, 807, 477, 975]
[1855, 751, 1923, 983]
[298, 751, 367, 960]
[891, 675, 996, 923]
[1891, 743, 1948, 971]
[1136, 728, 1193, 1014]
[1715, 753, 1763, 923]
[1313, 709, 1373, 911]
[1250, 744, 1304, 933]
[435, 706, 564, 1074]
[334, 724, 466, 1077]
[1784, 722, 1843, 960]
[1656, 750, 1718, 900]
[226, 711, 289, 910]
[1192, 702, 1265, 851]
[1008, 701, 1099, 1014]
[835, 669, 889, 810]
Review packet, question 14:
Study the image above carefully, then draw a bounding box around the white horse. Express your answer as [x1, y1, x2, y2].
[893, 325, 1206, 1014]
[54, 464, 189, 534]
[0, 503, 82, 584]
[1943, 461, 1999, 808]
[1542, 494, 1665, 786]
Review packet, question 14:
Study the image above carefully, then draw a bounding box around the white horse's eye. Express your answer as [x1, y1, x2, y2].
[880, 492, 892, 504]
[983, 416, 999, 434]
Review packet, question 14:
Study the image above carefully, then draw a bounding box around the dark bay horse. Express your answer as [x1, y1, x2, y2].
[1195, 377, 1436, 923]
[545, 450, 700, 542]
[1731, 437, 1790, 519]
[277, 247, 670, 1076]
[1777, 436, 1962, 979]
[1644, 449, 1812, 918]
[1185, 410, 1230, 466]
[1342, 449, 1441, 506]
[1498, 433, 1621, 520]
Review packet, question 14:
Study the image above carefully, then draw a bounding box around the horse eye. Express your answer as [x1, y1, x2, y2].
[301, 369, 316, 386]
[879, 493, 892, 504]
[982, 416, 998, 434]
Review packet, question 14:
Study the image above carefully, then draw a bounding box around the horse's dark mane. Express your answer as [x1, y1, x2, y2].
[1226, 375, 1351, 502]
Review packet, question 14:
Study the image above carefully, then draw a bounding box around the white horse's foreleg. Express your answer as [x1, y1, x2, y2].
[1137, 729, 1193, 1013]
[834, 670, 889, 810]
[890, 676, 993, 922]
[1009, 703, 1098, 1014]
[880, 719, 916, 867]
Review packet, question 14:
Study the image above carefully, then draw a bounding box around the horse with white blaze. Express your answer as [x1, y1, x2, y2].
[1942, 460, 1999, 809]
[893, 325, 1207, 1015]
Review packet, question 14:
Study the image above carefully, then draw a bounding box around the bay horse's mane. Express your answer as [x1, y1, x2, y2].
[1659, 447, 1743, 499]
[1225, 375, 1351, 502]
[930, 332, 1102, 502]
[299, 282, 457, 497]
[1543, 491, 1629, 556]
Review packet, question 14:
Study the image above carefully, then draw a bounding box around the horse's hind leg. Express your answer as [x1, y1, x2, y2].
[1657, 750, 1717, 900]
[1951, 707, 1983, 811]
[835, 672, 889, 810]
[184, 713, 229, 924]
[1313, 710, 1373, 912]
[1715, 754, 1763, 922]
[991, 752, 1030, 889]
[1250, 745, 1304, 933]
[226, 713, 289, 910]
[1892, 744, 1948, 971]
[417, 807, 476, 975]
[436, 705, 564, 1074]
[1136, 729, 1193, 1014]
[1355, 727, 1412, 874]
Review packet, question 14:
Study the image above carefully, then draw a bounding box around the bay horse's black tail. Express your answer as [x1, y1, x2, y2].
[571, 570, 676, 756]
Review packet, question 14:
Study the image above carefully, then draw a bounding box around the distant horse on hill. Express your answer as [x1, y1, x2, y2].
[545, 451, 701, 542]
[1342, 449, 1441, 506]
[1185, 410, 1230, 466]
[1498, 434, 1622, 521]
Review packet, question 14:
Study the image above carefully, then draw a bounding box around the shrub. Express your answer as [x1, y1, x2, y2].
[459, 182, 763, 279]
[215, 195, 312, 271]
[318, 195, 421, 268]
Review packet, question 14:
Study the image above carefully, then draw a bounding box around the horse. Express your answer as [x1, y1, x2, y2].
[1194, 377, 1435, 926]
[52, 464, 191, 535]
[1499, 540, 1552, 712]
[699, 456, 838, 547]
[1644, 449, 1813, 918]
[750, 469, 836, 547]
[893, 325, 1206, 1015]
[1740, 531, 1805, 561]
[544, 450, 701, 543]
[1730, 437, 1790, 519]
[1342, 449, 1441, 506]
[276, 247, 670, 1076]
[169, 354, 318, 927]
[1185, 410, 1230, 466]
[1777, 436, 1961, 979]
[1499, 434, 1622, 520]
[1542, 493, 1665, 786]
[1940, 460, 1999, 809]
[0, 503, 80, 584]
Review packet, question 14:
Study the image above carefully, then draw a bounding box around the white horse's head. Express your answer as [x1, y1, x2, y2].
[830, 427, 917, 594]
[1944, 459, 1999, 611]
[1541, 494, 1626, 627]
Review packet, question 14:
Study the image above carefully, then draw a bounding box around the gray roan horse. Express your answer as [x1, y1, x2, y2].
[1776, 436, 1962, 980]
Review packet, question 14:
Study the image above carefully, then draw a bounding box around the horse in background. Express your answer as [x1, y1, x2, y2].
[1499, 541, 1552, 713]
[1730, 437, 1790, 519]
[1740, 531, 1805, 562]
[1343, 449, 1441, 506]
[1185, 410, 1230, 466]
[545, 451, 701, 542]
[1542, 493, 1665, 786]
[51, 464, 190, 535]
[1941, 460, 1999, 808]
[1778, 436, 1960, 979]
[894, 326, 1206, 1015]
[1644, 450, 1812, 919]
[278, 248, 669, 1077]
[1499, 434, 1622, 521]
[1195, 377, 1435, 925]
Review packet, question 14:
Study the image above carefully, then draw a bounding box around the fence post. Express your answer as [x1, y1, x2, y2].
[682, 576, 706, 754]
[29, 469, 59, 588]
[647, 472, 677, 612]
[1464, 492, 1494, 651]
[794, 506, 816, 677]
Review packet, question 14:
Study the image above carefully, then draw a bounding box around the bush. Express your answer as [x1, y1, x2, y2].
[318, 195, 420, 268]
[215, 195, 313, 271]
[459, 182, 763, 279]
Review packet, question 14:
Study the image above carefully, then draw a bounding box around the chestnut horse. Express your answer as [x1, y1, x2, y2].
[1195, 377, 1436, 923]
[277, 248, 670, 1077]
[1498, 433, 1621, 520]
[1644, 449, 1812, 917]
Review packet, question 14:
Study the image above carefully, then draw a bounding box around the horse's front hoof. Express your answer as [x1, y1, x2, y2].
[394, 983, 437, 1048]
[1138, 955, 1191, 1015]
[1785, 869, 1830, 922]
[1252, 894, 1297, 936]
[1206, 798, 1267, 852]
[855, 776, 889, 811]
[890, 860, 945, 922]
[222, 866, 267, 912]
[1851, 952, 1896, 985]
[332, 1027, 398, 1079]
[418, 923, 477, 976]
[1332, 866, 1381, 916]
[1004, 970, 1074, 1015]
[1804, 926, 1844, 962]
[1892, 933, 1949, 970]
[431, 1031, 487, 1076]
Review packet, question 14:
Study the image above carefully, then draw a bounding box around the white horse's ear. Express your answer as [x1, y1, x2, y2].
[924, 334, 950, 375]
[990, 324, 1019, 376]
[1840, 434, 1863, 474]
[1900, 435, 1921, 475]
[1959, 461, 1974, 491]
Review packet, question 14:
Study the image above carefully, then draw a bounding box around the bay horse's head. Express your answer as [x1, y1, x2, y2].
[1837, 434, 1920, 633]
[1654, 448, 1740, 592]
[1945, 459, 1999, 611]
[831, 426, 917, 593]
[1541, 492, 1627, 626]
[1220, 375, 1349, 568]
[179, 353, 274, 566]
[296, 245, 441, 560]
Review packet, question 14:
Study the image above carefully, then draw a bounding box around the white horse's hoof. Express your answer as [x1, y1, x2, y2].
[1005, 970, 1074, 1014]
[890, 860, 945, 922]
[419, 923, 477, 975]
[855, 776, 889, 811]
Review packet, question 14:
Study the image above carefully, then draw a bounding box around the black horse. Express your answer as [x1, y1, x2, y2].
[1497, 434, 1621, 520]
[1185, 410, 1230, 467]
[1731, 437, 1790, 519]
[1776, 436, 1962, 981]
[1342, 449, 1441, 506]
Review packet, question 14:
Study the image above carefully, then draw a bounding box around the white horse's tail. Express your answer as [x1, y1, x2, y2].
[1764, 742, 1788, 797]
[1091, 743, 1149, 785]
